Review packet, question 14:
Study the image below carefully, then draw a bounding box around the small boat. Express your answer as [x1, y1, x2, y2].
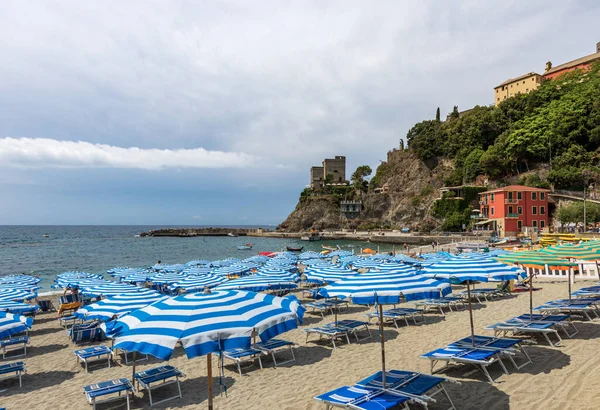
[42, 234, 49, 238]
[286, 246, 304, 252]
[300, 232, 322, 241]
[322, 245, 339, 251]
[237, 244, 253, 250]
[227, 232, 239, 237]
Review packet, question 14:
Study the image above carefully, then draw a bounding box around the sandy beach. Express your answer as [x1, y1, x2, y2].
[2, 281, 600, 410]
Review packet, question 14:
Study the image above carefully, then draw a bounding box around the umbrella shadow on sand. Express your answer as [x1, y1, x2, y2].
[28, 326, 64, 337]
[567, 321, 600, 340]
[0, 370, 76, 396]
[27, 343, 69, 357]
[138, 375, 236, 409]
[445, 379, 510, 410]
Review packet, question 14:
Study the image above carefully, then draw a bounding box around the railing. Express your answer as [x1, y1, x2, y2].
[505, 198, 518, 204]
[506, 213, 519, 218]
[470, 214, 487, 219]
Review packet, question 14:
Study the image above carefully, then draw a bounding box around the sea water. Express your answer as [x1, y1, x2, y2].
[0, 226, 382, 290]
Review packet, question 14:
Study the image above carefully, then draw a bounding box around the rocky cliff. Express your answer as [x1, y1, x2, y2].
[278, 150, 452, 231]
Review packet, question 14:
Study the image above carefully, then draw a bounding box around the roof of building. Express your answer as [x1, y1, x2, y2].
[545, 51, 600, 76]
[495, 72, 542, 89]
[480, 185, 551, 194]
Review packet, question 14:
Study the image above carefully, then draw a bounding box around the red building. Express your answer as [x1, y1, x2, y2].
[479, 185, 550, 236]
[543, 42, 600, 80]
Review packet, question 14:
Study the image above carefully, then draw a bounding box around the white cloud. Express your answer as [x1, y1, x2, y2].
[0, 137, 258, 170]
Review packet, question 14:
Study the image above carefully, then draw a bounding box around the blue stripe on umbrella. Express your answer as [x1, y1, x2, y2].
[0, 311, 33, 339]
[422, 258, 526, 282]
[75, 290, 166, 321]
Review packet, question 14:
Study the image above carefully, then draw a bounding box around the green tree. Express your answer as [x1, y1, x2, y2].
[351, 165, 372, 192]
[436, 107, 441, 122]
[463, 148, 485, 182]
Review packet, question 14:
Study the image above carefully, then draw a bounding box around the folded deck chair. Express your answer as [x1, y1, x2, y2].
[324, 319, 372, 342]
[485, 320, 562, 347]
[74, 345, 113, 374]
[135, 365, 184, 407]
[69, 322, 103, 345]
[512, 314, 578, 338]
[0, 361, 26, 388]
[58, 293, 83, 316]
[256, 339, 296, 366]
[218, 347, 265, 376]
[304, 326, 351, 349]
[449, 335, 532, 370]
[356, 370, 458, 410]
[535, 302, 598, 321]
[420, 346, 509, 383]
[0, 336, 30, 359]
[83, 378, 134, 410]
[315, 385, 411, 410]
[366, 307, 425, 329]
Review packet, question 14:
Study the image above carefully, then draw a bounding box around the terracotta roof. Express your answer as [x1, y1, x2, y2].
[495, 72, 541, 89]
[480, 185, 550, 194]
[545, 51, 600, 76]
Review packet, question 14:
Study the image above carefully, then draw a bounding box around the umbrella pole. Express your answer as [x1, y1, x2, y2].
[467, 282, 475, 347]
[378, 304, 386, 389]
[131, 351, 136, 384]
[568, 268, 572, 303]
[529, 271, 534, 320]
[208, 353, 213, 410]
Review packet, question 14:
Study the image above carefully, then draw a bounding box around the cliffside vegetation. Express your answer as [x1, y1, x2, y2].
[406, 63, 600, 189]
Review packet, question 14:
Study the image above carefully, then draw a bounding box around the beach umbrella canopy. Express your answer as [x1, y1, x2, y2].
[0, 311, 33, 339]
[183, 267, 215, 276]
[392, 254, 422, 264]
[421, 258, 526, 282]
[319, 271, 450, 304]
[350, 259, 385, 270]
[149, 272, 186, 285]
[105, 290, 304, 409]
[81, 283, 144, 297]
[109, 268, 149, 279]
[0, 289, 37, 302]
[0, 301, 40, 315]
[121, 272, 152, 284]
[303, 265, 357, 284]
[298, 251, 324, 260]
[54, 272, 105, 288]
[168, 275, 228, 293]
[186, 260, 210, 267]
[495, 251, 575, 268]
[0, 275, 41, 285]
[327, 250, 353, 258]
[540, 244, 600, 261]
[152, 263, 187, 273]
[75, 290, 166, 321]
[0, 282, 42, 292]
[212, 264, 252, 277]
[215, 275, 298, 292]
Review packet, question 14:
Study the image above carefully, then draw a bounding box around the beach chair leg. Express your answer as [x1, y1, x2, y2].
[497, 357, 509, 375]
[148, 383, 154, 406]
[441, 385, 457, 410]
[331, 337, 336, 349]
[480, 365, 496, 383]
[237, 361, 243, 376]
[177, 377, 183, 399]
[258, 355, 263, 370]
[290, 346, 296, 362]
[126, 390, 131, 410]
[345, 333, 351, 345]
[271, 352, 277, 366]
[19, 370, 22, 388]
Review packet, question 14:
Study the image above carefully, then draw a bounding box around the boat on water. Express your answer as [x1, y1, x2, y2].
[227, 232, 239, 237]
[42, 234, 49, 237]
[286, 246, 304, 252]
[322, 245, 340, 251]
[300, 232, 322, 241]
[237, 244, 253, 250]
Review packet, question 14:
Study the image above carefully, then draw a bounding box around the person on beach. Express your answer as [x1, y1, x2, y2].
[63, 285, 79, 297]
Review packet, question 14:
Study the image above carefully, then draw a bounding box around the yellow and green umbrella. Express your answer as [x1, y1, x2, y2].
[540, 244, 600, 261]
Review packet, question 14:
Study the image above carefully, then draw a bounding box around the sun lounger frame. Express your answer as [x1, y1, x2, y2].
[0, 336, 29, 359]
[256, 339, 297, 366]
[304, 327, 351, 349]
[83, 378, 133, 410]
[450, 335, 532, 371]
[421, 347, 509, 383]
[219, 347, 265, 376]
[135, 365, 185, 407]
[486, 321, 563, 347]
[75, 346, 113, 374]
[0, 361, 26, 388]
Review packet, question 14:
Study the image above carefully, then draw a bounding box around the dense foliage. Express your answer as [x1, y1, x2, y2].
[406, 64, 600, 188]
[556, 202, 600, 225]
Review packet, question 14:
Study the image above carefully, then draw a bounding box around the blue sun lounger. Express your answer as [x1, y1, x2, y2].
[356, 370, 458, 410]
[421, 346, 509, 383]
[415, 297, 466, 316]
[315, 385, 411, 410]
[0, 361, 26, 388]
[256, 339, 297, 366]
[0, 336, 30, 359]
[305, 326, 352, 349]
[535, 300, 599, 321]
[218, 347, 265, 376]
[69, 322, 103, 345]
[325, 320, 372, 342]
[74, 345, 113, 374]
[135, 365, 184, 407]
[304, 300, 349, 318]
[512, 313, 578, 338]
[485, 320, 562, 347]
[83, 378, 134, 410]
[366, 308, 425, 328]
[449, 335, 532, 370]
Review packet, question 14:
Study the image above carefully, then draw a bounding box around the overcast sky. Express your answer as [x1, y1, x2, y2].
[0, 1, 598, 225]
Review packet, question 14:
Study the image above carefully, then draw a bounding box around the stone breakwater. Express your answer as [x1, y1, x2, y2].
[139, 228, 256, 237]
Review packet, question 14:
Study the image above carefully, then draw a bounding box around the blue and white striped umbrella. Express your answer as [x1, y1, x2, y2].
[81, 283, 144, 297]
[422, 258, 526, 283]
[150, 272, 186, 285]
[304, 266, 356, 284]
[0, 289, 37, 302]
[339, 255, 364, 266]
[256, 269, 299, 282]
[319, 271, 451, 305]
[0, 275, 41, 285]
[0, 282, 42, 292]
[121, 272, 151, 284]
[374, 263, 413, 272]
[350, 259, 385, 270]
[327, 250, 353, 258]
[243, 255, 270, 264]
[152, 263, 186, 273]
[182, 267, 214, 276]
[0, 301, 40, 315]
[75, 290, 167, 321]
[301, 259, 332, 267]
[215, 275, 298, 292]
[0, 311, 33, 339]
[109, 268, 149, 279]
[168, 275, 228, 293]
[106, 290, 304, 360]
[212, 264, 252, 277]
[392, 254, 422, 265]
[298, 251, 324, 260]
[54, 272, 105, 288]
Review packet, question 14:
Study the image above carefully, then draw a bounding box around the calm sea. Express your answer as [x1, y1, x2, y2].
[0, 226, 386, 290]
